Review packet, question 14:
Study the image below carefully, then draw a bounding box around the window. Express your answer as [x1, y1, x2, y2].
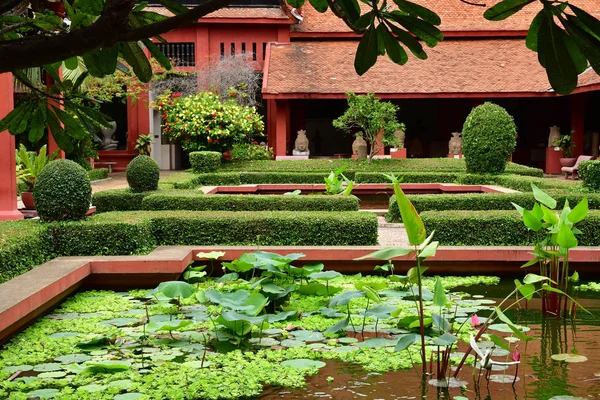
[155, 42, 195, 67]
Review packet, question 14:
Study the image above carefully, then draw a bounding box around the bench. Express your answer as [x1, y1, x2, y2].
[561, 155, 594, 180]
[94, 162, 117, 173]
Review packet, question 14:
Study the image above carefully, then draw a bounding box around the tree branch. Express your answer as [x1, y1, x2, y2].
[458, 0, 486, 7]
[0, 0, 26, 14]
[0, 0, 234, 73]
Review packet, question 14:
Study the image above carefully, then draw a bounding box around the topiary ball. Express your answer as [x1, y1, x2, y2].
[462, 102, 517, 174]
[33, 159, 92, 221]
[126, 155, 160, 192]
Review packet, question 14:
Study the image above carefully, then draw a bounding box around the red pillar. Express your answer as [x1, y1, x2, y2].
[0, 73, 23, 221]
[274, 99, 289, 157]
[127, 91, 150, 153]
[570, 94, 585, 157]
[267, 99, 277, 151]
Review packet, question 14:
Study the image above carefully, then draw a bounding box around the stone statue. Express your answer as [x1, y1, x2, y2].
[393, 130, 406, 149]
[100, 121, 119, 150]
[293, 129, 310, 156]
[352, 136, 368, 157]
[448, 132, 462, 155]
[548, 126, 561, 147]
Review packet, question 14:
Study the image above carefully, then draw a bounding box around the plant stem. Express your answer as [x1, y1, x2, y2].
[415, 251, 427, 374]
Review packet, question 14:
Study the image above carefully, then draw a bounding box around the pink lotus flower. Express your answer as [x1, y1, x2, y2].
[512, 351, 520, 362]
[471, 314, 482, 327]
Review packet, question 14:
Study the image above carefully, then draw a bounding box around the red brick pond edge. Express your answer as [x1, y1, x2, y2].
[1, 245, 600, 343]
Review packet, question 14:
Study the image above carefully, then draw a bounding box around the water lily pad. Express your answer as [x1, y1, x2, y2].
[428, 378, 468, 388]
[151, 353, 177, 362]
[355, 338, 396, 348]
[33, 363, 63, 372]
[108, 379, 134, 390]
[551, 353, 588, 363]
[48, 332, 82, 339]
[292, 331, 325, 342]
[100, 318, 139, 327]
[3, 365, 33, 373]
[114, 393, 144, 400]
[27, 389, 60, 398]
[249, 337, 280, 347]
[281, 359, 326, 369]
[489, 374, 519, 384]
[38, 371, 68, 379]
[55, 354, 92, 364]
[79, 383, 107, 392]
[83, 360, 131, 374]
[309, 343, 327, 349]
[488, 323, 530, 333]
[281, 339, 306, 348]
[337, 337, 358, 344]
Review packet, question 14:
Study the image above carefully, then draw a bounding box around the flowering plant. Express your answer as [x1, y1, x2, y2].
[152, 91, 264, 153]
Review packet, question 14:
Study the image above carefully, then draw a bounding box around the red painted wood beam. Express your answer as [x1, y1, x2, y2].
[290, 30, 528, 39]
[0, 73, 22, 221]
[262, 91, 563, 100]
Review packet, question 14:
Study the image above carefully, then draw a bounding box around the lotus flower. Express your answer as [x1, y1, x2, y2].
[471, 314, 482, 327]
[512, 350, 520, 362]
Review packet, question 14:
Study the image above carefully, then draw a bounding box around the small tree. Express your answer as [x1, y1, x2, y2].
[333, 93, 404, 161]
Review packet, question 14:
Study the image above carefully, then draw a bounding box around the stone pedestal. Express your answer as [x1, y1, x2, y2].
[447, 154, 464, 159]
[545, 147, 564, 175]
[276, 155, 309, 160]
[390, 148, 407, 159]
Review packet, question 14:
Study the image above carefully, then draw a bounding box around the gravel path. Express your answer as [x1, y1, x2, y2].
[377, 216, 409, 247]
[91, 171, 179, 193]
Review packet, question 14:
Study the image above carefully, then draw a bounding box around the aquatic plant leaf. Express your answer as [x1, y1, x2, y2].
[433, 277, 448, 307]
[493, 307, 534, 341]
[407, 266, 428, 284]
[261, 282, 287, 294]
[183, 269, 206, 283]
[222, 260, 255, 273]
[157, 281, 196, 299]
[281, 359, 326, 369]
[147, 319, 193, 332]
[355, 338, 397, 348]
[488, 334, 510, 351]
[395, 333, 419, 351]
[409, 317, 432, 329]
[83, 360, 131, 374]
[325, 317, 349, 334]
[329, 290, 364, 307]
[355, 247, 413, 260]
[216, 272, 239, 283]
[320, 307, 346, 318]
[281, 339, 306, 347]
[79, 383, 107, 392]
[195, 251, 225, 259]
[523, 273, 552, 284]
[364, 305, 396, 319]
[419, 240, 439, 259]
[100, 317, 139, 327]
[514, 280, 535, 301]
[432, 332, 457, 346]
[557, 221, 578, 249]
[33, 363, 62, 372]
[523, 209, 543, 231]
[361, 285, 381, 303]
[551, 353, 588, 363]
[298, 282, 342, 296]
[55, 354, 92, 364]
[76, 335, 115, 349]
[27, 389, 60, 399]
[432, 313, 451, 332]
[489, 374, 520, 384]
[267, 310, 297, 323]
[292, 330, 325, 342]
[531, 183, 557, 209]
[114, 394, 144, 400]
[568, 197, 588, 224]
[309, 271, 342, 281]
[391, 180, 427, 245]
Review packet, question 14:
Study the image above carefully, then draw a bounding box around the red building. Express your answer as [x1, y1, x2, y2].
[93, 0, 600, 172]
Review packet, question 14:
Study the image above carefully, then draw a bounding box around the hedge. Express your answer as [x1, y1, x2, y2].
[142, 193, 360, 212]
[189, 151, 221, 173]
[387, 192, 600, 222]
[89, 168, 109, 181]
[0, 221, 52, 284]
[355, 172, 459, 184]
[454, 174, 581, 192]
[579, 160, 600, 191]
[219, 158, 543, 177]
[421, 210, 600, 246]
[92, 189, 158, 212]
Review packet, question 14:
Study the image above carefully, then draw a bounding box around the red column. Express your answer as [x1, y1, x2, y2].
[267, 99, 277, 151]
[570, 94, 585, 157]
[127, 91, 150, 153]
[274, 99, 289, 157]
[0, 73, 23, 221]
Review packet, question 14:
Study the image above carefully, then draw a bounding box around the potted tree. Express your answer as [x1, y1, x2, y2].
[16, 144, 57, 209]
[553, 132, 576, 167]
[135, 133, 155, 156]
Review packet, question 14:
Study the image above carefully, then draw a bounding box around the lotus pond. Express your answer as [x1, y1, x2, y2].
[1, 253, 600, 400]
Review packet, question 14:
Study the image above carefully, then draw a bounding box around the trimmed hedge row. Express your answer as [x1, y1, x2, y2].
[355, 172, 459, 184]
[421, 210, 600, 246]
[387, 192, 600, 222]
[454, 173, 581, 192]
[219, 159, 543, 177]
[92, 189, 157, 212]
[579, 160, 600, 191]
[0, 221, 52, 284]
[89, 168, 109, 182]
[189, 151, 221, 173]
[142, 193, 360, 212]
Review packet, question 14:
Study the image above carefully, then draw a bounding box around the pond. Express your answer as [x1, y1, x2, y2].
[1, 268, 598, 400]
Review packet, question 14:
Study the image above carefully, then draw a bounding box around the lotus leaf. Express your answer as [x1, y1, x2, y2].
[156, 281, 196, 299]
[281, 359, 326, 369]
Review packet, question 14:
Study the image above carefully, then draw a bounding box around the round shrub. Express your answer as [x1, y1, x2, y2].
[462, 102, 517, 174]
[33, 159, 91, 221]
[579, 160, 600, 190]
[127, 155, 160, 192]
[189, 151, 222, 173]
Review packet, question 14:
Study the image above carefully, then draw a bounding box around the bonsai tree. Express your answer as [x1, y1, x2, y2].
[553, 132, 575, 158]
[462, 102, 517, 174]
[333, 93, 404, 161]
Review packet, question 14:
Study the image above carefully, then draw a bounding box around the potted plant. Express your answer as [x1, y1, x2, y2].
[553, 132, 576, 167]
[135, 133, 155, 156]
[16, 144, 57, 209]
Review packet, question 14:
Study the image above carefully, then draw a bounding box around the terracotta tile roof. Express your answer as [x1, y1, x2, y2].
[147, 6, 289, 19]
[263, 39, 599, 95]
[291, 0, 600, 33]
[578, 67, 600, 88]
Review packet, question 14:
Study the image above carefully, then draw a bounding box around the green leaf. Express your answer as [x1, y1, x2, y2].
[556, 221, 578, 249]
[563, 32, 589, 74]
[147, 319, 193, 332]
[407, 266, 428, 284]
[142, 39, 172, 70]
[308, 0, 328, 13]
[355, 247, 413, 260]
[391, 180, 426, 245]
[64, 56, 79, 70]
[337, 0, 361, 23]
[325, 317, 349, 334]
[281, 359, 326, 369]
[538, 8, 578, 94]
[309, 271, 342, 281]
[157, 281, 196, 299]
[389, 14, 443, 47]
[387, 23, 427, 59]
[157, 0, 188, 15]
[484, 0, 535, 21]
[488, 334, 510, 351]
[74, 0, 104, 15]
[563, 15, 600, 76]
[569, 4, 600, 42]
[121, 41, 152, 83]
[378, 23, 408, 65]
[354, 12, 374, 30]
[432, 332, 457, 346]
[523, 209, 543, 231]
[393, 0, 441, 25]
[531, 183, 557, 209]
[515, 280, 535, 300]
[28, 105, 46, 143]
[432, 277, 448, 307]
[395, 333, 419, 351]
[83, 361, 131, 374]
[523, 273, 552, 284]
[432, 313, 451, 331]
[526, 11, 544, 51]
[355, 24, 378, 76]
[361, 285, 381, 303]
[329, 290, 364, 307]
[568, 197, 588, 224]
[419, 240, 439, 259]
